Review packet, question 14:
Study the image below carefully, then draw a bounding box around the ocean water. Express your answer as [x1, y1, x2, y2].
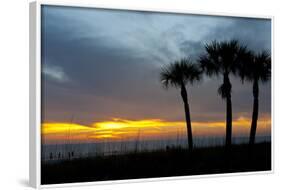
[41, 136, 271, 162]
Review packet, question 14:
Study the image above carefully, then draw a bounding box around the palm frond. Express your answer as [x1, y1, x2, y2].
[160, 58, 202, 89]
[256, 51, 271, 82]
[236, 49, 254, 83]
[199, 54, 220, 76]
[237, 50, 271, 83]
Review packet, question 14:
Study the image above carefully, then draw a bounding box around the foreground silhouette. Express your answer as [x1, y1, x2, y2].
[41, 142, 271, 184]
[160, 58, 201, 150]
[238, 51, 271, 146]
[199, 40, 248, 149]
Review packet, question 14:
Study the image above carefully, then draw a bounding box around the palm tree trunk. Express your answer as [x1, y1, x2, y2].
[181, 83, 193, 150]
[224, 74, 232, 149]
[249, 79, 259, 146]
[226, 95, 232, 148]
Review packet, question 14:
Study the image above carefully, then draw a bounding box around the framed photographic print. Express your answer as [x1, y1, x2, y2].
[29, 1, 273, 188]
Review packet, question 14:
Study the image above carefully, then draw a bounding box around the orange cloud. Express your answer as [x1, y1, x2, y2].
[41, 116, 271, 144]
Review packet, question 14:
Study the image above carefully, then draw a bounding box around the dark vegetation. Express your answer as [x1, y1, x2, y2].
[161, 40, 271, 150]
[42, 142, 271, 184]
[160, 59, 202, 151]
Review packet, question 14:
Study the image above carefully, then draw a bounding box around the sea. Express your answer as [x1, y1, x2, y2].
[41, 135, 271, 162]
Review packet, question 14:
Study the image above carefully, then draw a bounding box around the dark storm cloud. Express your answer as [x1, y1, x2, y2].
[203, 17, 271, 51]
[41, 5, 271, 124]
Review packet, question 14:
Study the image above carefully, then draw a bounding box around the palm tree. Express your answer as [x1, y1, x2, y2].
[199, 40, 247, 149]
[160, 58, 202, 150]
[238, 51, 271, 146]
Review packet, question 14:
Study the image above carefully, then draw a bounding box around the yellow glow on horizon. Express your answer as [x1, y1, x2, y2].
[94, 118, 185, 130]
[42, 123, 91, 134]
[41, 116, 271, 144]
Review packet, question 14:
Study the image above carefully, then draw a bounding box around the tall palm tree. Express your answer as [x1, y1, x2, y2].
[238, 50, 271, 146]
[160, 58, 202, 150]
[199, 40, 247, 149]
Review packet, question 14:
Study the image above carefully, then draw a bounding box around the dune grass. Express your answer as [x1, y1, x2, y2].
[41, 142, 271, 185]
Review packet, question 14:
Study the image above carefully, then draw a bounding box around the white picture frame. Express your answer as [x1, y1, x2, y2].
[29, 1, 274, 188]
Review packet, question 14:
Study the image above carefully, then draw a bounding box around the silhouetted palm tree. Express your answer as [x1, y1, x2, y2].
[199, 40, 247, 149]
[160, 58, 202, 150]
[238, 50, 271, 146]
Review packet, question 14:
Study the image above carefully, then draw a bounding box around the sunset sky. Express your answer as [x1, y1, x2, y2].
[41, 5, 271, 144]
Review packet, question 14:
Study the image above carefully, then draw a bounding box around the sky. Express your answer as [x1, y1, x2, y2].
[41, 5, 271, 143]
